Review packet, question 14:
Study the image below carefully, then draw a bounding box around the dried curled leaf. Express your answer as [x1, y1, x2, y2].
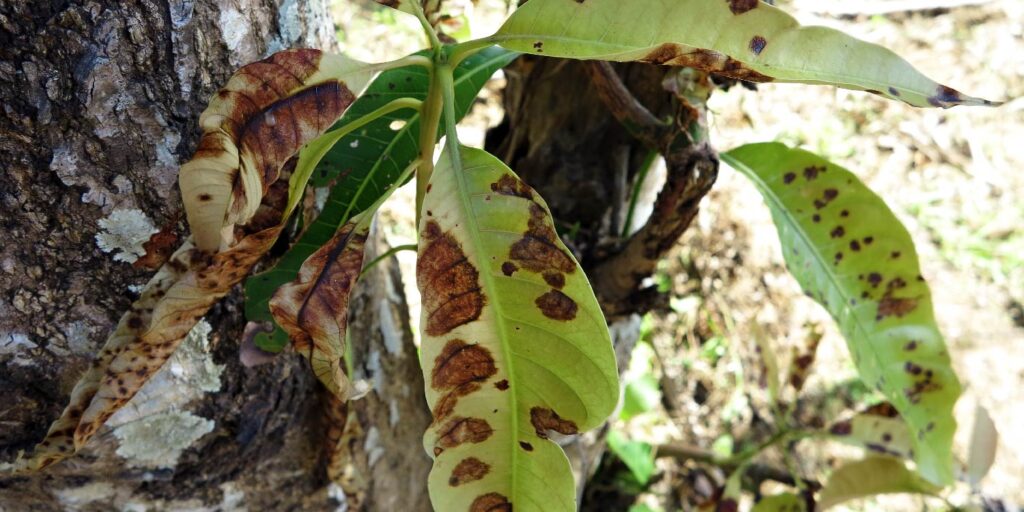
[417, 146, 618, 511]
[270, 220, 369, 400]
[180, 49, 373, 252]
[492, 0, 1000, 108]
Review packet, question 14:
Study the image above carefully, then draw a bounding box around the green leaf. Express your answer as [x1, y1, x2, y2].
[244, 47, 517, 351]
[417, 145, 619, 512]
[819, 457, 940, 510]
[828, 402, 914, 459]
[752, 493, 807, 512]
[490, 0, 998, 108]
[607, 431, 657, 486]
[621, 342, 662, 420]
[722, 142, 961, 485]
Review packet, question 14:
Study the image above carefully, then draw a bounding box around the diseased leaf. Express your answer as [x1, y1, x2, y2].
[828, 402, 914, 459]
[245, 47, 518, 351]
[491, 0, 998, 108]
[270, 221, 369, 399]
[722, 142, 961, 485]
[819, 457, 940, 510]
[752, 493, 807, 512]
[785, 324, 823, 393]
[180, 49, 373, 252]
[417, 146, 618, 512]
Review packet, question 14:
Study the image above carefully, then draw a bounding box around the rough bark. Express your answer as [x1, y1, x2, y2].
[0, 1, 430, 509]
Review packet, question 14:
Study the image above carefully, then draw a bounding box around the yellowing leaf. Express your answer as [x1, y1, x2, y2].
[417, 145, 619, 512]
[180, 49, 373, 252]
[819, 457, 939, 510]
[492, 0, 998, 108]
[723, 143, 962, 485]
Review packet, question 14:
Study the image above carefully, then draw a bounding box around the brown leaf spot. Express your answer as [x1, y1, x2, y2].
[535, 290, 578, 321]
[803, 165, 825, 180]
[510, 203, 576, 275]
[491, 173, 534, 199]
[639, 44, 773, 82]
[519, 441, 534, 451]
[749, 36, 767, 55]
[888, 87, 901, 97]
[431, 339, 497, 390]
[877, 295, 918, 321]
[830, 420, 852, 436]
[783, 172, 796, 184]
[718, 498, 739, 512]
[726, 0, 759, 15]
[437, 417, 493, 448]
[928, 85, 963, 107]
[530, 407, 578, 438]
[830, 226, 845, 239]
[418, 221, 485, 336]
[494, 379, 509, 391]
[542, 271, 566, 289]
[501, 261, 517, 276]
[470, 493, 511, 512]
[850, 240, 861, 252]
[449, 457, 490, 487]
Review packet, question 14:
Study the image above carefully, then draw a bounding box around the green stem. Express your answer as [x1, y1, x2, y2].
[438, 62, 462, 171]
[368, 53, 432, 73]
[411, 2, 442, 51]
[416, 68, 444, 223]
[449, 38, 496, 68]
[360, 244, 418, 277]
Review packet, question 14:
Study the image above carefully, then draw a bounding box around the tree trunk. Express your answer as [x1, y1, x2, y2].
[0, 1, 431, 509]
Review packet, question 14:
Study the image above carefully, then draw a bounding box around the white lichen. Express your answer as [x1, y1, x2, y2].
[95, 208, 158, 264]
[363, 426, 384, 468]
[389, 399, 400, 428]
[314, 186, 329, 211]
[113, 410, 215, 469]
[54, 482, 116, 509]
[218, 8, 250, 58]
[109, 320, 223, 468]
[327, 482, 349, 512]
[1, 331, 37, 366]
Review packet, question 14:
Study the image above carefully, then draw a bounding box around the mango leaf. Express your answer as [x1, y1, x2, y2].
[717, 464, 746, 512]
[828, 402, 914, 459]
[490, 0, 998, 108]
[819, 457, 940, 510]
[752, 493, 807, 512]
[245, 47, 518, 352]
[180, 49, 373, 252]
[417, 145, 619, 511]
[722, 142, 961, 485]
[607, 430, 656, 486]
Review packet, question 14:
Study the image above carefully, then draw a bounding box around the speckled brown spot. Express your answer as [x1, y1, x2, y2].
[535, 290, 577, 321]
[530, 407, 578, 438]
[418, 221, 485, 336]
[470, 493, 512, 512]
[449, 457, 490, 487]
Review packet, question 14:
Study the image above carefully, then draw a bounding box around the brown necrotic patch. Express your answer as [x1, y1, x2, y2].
[727, 0, 759, 15]
[530, 407, 578, 438]
[449, 457, 490, 487]
[431, 339, 497, 390]
[535, 290, 578, 321]
[418, 221, 485, 336]
[471, 493, 512, 512]
[437, 417, 493, 448]
[494, 379, 509, 391]
[509, 203, 576, 275]
[491, 173, 534, 200]
[639, 45, 774, 83]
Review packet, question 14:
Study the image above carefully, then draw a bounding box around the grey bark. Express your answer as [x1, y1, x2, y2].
[0, 1, 430, 510]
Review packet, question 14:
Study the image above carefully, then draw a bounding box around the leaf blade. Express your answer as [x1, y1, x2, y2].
[492, 0, 998, 108]
[417, 146, 619, 512]
[722, 142, 961, 485]
[819, 457, 939, 510]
